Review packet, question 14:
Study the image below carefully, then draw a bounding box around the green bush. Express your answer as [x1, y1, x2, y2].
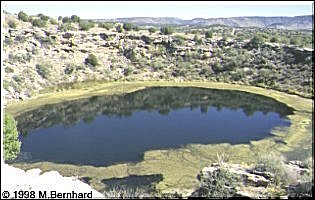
[123, 22, 134, 31]
[116, 24, 123, 33]
[205, 31, 213, 38]
[79, 21, 94, 31]
[148, 27, 156, 33]
[39, 14, 50, 22]
[85, 54, 98, 67]
[58, 23, 77, 32]
[4, 113, 21, 161]
[98, 22, 114, 30]
[193, 164, 238, 198]
[255, 151, 289, 186]
[160, 26, 175, 35]
[62, 16, 71, 24]
[248, 35, 264, 48]
[194, 34, 203, 45]
[32, 19, 47, 28]
[18, 11, 29, 22]
[270, 36, 279, 43]
[36, 63, 51, 78]
[71, 15, 80, 23]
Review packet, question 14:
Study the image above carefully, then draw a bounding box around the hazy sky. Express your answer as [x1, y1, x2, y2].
[2, 1, 313, 20]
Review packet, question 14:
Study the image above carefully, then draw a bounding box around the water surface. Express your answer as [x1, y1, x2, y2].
[15, 87, 294, 166]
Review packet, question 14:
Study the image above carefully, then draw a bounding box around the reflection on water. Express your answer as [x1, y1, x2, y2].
[14, 87, 294, 166]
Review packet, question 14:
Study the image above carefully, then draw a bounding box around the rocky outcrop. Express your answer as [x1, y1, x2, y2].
[1, 164, 104, 198]
[195, 161, 312, 198]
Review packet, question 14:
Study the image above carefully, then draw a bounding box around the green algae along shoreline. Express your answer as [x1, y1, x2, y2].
[6, 81, 313, 195]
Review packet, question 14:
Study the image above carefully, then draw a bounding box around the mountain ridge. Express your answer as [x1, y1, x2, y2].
[92, 15, 313, 30]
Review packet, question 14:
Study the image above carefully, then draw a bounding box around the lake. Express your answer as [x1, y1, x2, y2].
[14, 87, 294, 166]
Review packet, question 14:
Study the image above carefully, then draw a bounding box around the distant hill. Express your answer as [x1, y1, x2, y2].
[93, 15, 313, 30]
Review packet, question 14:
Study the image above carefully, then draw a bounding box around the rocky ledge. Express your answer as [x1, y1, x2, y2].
[1, 164, 104, 199]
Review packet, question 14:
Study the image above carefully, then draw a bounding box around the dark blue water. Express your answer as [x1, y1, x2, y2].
[15, 87, 294, 166]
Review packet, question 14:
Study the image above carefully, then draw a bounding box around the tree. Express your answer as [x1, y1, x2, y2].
[116, 24, 123, 33]
[71, 15, 80, 23]
[160, 26, 174, 35]
[194, 34, 203, 45]
[62, 16, 71, 24]
[32, 19, 47, 28]
[248, 35, 264, 49]
[205, 31, 213, 38]
[18, 11, 29, 22]
[4, 113, 21, 161]
[148, 27, 156, 33]
[270, 36, 279, 43]
[85, 54, 98, 67]
[38, 13, 50, 21]
[58, 16, 63, 21]
[123, 22, 133, 31]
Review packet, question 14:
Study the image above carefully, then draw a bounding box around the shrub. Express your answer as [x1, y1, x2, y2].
[270, 36, 279, 43]
[32, 19, 47, 28]
[71, 15, 80, 23]
[62, 16, 71, 24]
[194, 34, 203, 45]
[4, 38, 13, 46]
[255, 151, 290, 186]
[85, 54, 98, 67]
[4, 113, 21, 161]
[193, 164, 238, 198]
[148, 27, 156, 33]
[59, 23, 76, 31]
[7, 20, 17, 28]
[123, 48, 137, 62]
[98, 22, 114, 30]
[39, 14, 50, 22]
[160, 26, 174, 35]
[141, 35, 153, 44]
[123, 22, 134, 31]
[248, 35, 264, 48]
[133, 25, 140, 31]
[116, 24, 123, 33]
[50, 18, 58, 25]
[18, 11, 29, 22]
[205, 31, 213, 38]
[58, 16, 63, 21]
[79, 21, 94, 31]
[123, 67, 134, 76]
[36, 63, 51, 78]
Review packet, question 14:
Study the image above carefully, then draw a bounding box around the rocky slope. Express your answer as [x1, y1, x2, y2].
[3, 12, 313, 104]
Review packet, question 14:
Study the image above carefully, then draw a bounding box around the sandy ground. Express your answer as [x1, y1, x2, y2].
[1, 163, 104, 199]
